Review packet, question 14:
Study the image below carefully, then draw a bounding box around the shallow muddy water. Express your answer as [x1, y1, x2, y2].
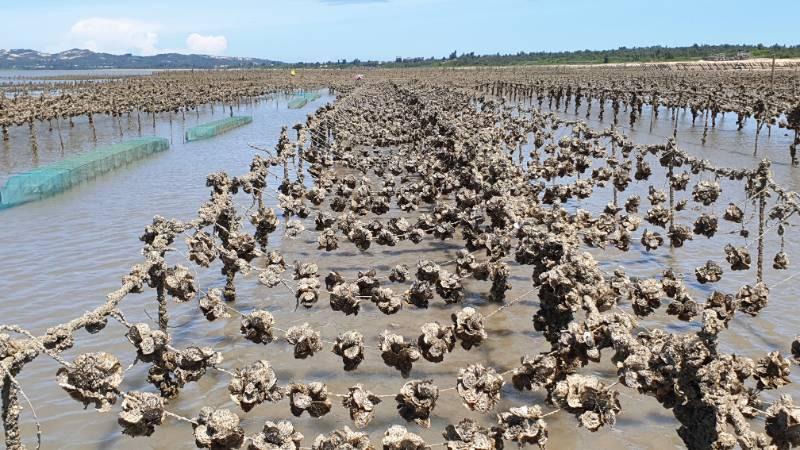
[1, 89, 800, 449]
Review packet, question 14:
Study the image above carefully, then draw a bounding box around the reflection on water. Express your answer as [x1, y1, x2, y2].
[1, 90, 798, 449]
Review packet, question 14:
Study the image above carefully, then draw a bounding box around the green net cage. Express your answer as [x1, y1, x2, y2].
[185, 116, 253, 142]
[287, 92, 322, 109]
[0, 137, 169, 209]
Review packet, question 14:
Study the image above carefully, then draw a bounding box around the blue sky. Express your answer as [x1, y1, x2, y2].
[1, 0, 798, 62]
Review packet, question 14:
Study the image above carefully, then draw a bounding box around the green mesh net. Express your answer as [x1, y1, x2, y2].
[185, 116, 253, 142]
[288, 92, 322, 109]
[0, 137, 169, 209]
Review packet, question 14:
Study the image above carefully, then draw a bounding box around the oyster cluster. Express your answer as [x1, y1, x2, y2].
[287, 382, 332, 418]
[396, 379, 439, 427]
[382, 425, 426, 450]
[550, 374, 621, 431]
[228, 360, 284, 412]
[417, 322, 456, 362]
[56, 352, 123, 411]
[495, 405, 548, 449]
[443, 418, 499, 450]
[456, 364, 504, 412]
[333, 330, 365, 370]
[285, 323, 323, 359]
[342, 384, 382, 428]
[193, 407, 244, 450]
[118, 391, 165, 437]
[248, 420, 303, 450]
[379, 331, 421, 377]
[240, 310, 275, 344]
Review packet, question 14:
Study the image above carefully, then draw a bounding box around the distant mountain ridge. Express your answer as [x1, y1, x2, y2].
[0, 48, 284, 70]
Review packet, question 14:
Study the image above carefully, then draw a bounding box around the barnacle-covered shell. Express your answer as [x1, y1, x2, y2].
[644, 206, 670, 228]
[396, 379, 439, 428]
[379, 331, 420, 377]
[200, 288, 231, 321]
[317, 228, 339, 251]
[737, 282, 769, 316]
[724, 203, 744, 223]
[325, 271, 345, 291]
[187, 231, 217, 267]
[240, 310, 275, 344]
[348, 223, 372, 251]
[330, 282, 361, 315]
[792, 337, 800, 363]
[774, 251, 789, 270]
[333, 331, 365, 371]
[57, 352, 123, 411]
[754, 352, 791, 390]
[692, 180, 721, 205]
[695, 260, 722, 284]
[443, 418, 499, 450]
[371, 287, 402, 315]
[342, 384, 382, 428]
[495, 405, 548, 448]
[404, 281, 434, 308]
[724, 244, 751, 271]
[389, 264, 410, 283]
[417, 322, 456, 363]
[83, 311, 108, 334]
[194, 407, 245, 449]
[248, 420, 303, 450]
[285, 219, 305, 238]
[666, 292, 700, 321]
[416, 259, 441, 282]
[512, 353, 560, 391]
[667, 225, 693, 248]
[702, 291, 737, 335]
[172, 346, 223, 386]
[311, 426, 372, 450]
[287, 382, 332, 418]
[452, 307, 487, 350]
[456, 364, 504, 412]
[640, 229, 663, 251]
[765, 394, 800, 448]
[456, 249, 478, 277]
[286, 323, 323, 359]
[693, 214, 718, 238]
[164, 265, 197, 302]
[126, 322, 169, 361]
[551, 374, 621, 431]
[118, 391, 165, 437]
[437, 269, 465, 304]
[229, 360, 283, 412]
[630, 278, 664, 317]
[258, 265, 284, 288]
[382, 425, 426, 450]
[624, 195, 640, 213]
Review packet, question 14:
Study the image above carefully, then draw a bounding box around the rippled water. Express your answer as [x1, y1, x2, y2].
[1, 89, 799, 449]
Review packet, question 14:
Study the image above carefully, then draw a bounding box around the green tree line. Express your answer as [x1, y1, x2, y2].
[292, 44, 800, 68]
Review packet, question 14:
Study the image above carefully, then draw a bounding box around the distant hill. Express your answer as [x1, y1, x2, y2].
[0, 48, 284, 70]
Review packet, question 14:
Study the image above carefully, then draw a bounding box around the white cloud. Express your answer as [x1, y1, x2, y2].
[66, 18, 161, 55]
[61, 18, 228, 56]
[185, 33, 228, 55]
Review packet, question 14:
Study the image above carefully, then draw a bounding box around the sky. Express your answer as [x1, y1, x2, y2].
[1, 0, 798, 63]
